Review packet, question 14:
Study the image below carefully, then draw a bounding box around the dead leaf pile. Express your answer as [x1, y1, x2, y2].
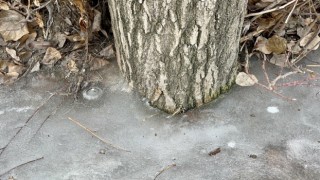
[242, 0, 320, 65]
[0, 0, 113, 86]
[237, 0, 320, 87]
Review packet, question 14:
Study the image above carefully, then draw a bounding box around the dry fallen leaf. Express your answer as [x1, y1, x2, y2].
[67, 59, 79, 72]
[92, 9, 102, 32]
[88, 56, 109, 71]
[31, 61, 40, 73]
[0, 10, 29, 41]
[0, 60, 10, 71]
[7, 62, 25, 74]
[254, 36, 272, 54]
[34, 0, 41, 7]
[0, 2, 9, 10]
[300, 33, 320, 50]
[42, 47, 62, 66]
[266, 35, 287, 54]
[35, 12, 44, 29]
[5, 47, 20, 61]
[287, 40, 301, 54]
[72, 0, 87, 15]
[99, 44, 115, 58]
[56, 33, 67, 48]
[269, 54, 288, 67]
[236, 72, 258, 87]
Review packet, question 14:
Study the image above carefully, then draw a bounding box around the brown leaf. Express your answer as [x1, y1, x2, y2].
[0, 2, 9, 10]
[18, 32, 37, 49]
[287, 40, 301, 54]
[254, 36, 272, 54]
[236, 72, 258, 87]
[256, 17, 277, 31]
[99, 45, 115, 58]
[300, 33, 320, 50]
[34, 0, 41, 7]
[92, 9, 102, 32]
[5, 47, 20, 61]
[56, 33, 67, 48]
[0, 60, 10, 71]
[66, 34, 85, 42]
[35, 12, 44, 29]
[269, 54, 288, 67]
[266, 35, 287, 54]
[19, 51, 33, 63]
[67, 59, 79, 72]
[7, 62, 25, 74]
[42, 47, 62, 66]
[30, 61, 40, 73]
[72, 0, 87, 15]
[0, 10, 29, 41]
[88, 56, 109, 71]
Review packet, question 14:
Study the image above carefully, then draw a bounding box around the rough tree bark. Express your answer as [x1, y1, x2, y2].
[108, 0, 246, 113]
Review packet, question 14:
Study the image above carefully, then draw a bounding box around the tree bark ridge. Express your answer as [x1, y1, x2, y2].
[108, 0, 246, 113]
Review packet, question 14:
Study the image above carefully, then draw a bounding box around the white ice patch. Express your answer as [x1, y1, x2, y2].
[287, 139, 320, 165]
[228, 141, 236, 148]
[267, 106, 279, 114]
[6, 106, 33, 113]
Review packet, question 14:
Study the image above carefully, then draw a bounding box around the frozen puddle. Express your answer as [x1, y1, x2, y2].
[267, 106, 279, 114]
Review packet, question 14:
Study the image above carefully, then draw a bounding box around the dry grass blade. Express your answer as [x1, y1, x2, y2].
[245, 0, 297, 17]
[0, 157, 44, 176]
[67, 117, 130, 152]
[154, 163, 176, 180]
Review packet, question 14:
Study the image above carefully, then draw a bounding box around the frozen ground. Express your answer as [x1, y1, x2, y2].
[0, 51, 320, 180]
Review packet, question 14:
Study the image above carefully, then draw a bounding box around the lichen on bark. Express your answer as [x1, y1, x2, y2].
[108, 0, 246, 113]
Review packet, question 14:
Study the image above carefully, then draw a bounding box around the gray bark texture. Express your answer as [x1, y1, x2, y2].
[108, 0, 247, 113]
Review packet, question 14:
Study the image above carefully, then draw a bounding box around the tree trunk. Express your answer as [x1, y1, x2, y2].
[108, 0, 246, 113]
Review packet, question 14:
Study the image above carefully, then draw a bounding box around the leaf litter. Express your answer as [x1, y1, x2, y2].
[0, 0, 319, 96]
[237, 0, 320, 98]
[0, 0, 113, 95]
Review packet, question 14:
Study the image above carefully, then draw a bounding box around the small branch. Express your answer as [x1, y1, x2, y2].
[0, 93, 55, 157]
[270, 71, 298, 87]
[285, 0, 299, 24]
[307, 65, 320, 67]
[0, 157, 44, 177]
[262, 54, 271, 87]
[245, 0, 297, 17]
[256, 82, 297, 101]
[67, 117, 130, 152]
[154, 163, 176, 180]
[34, 98, 65, 136]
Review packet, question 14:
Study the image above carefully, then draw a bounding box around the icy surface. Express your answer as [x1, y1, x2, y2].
[267, 106, 279, 114]
[1, 52, 320, 179]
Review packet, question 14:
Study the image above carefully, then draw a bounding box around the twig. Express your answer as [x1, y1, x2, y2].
[270, 71, 298, 87]
[34, 97, 66, 136]
[245, 0, 297, 17]
[0, 93, 55, 157]
[262, 54, 271, 87]
[0, 157, 44, 177]
[67, 117, 130, 152]
[307, 65, 320, 67]
[154, 163, 176, 180]
[285, 0, 299, 24]
[256, 82, 297, 101]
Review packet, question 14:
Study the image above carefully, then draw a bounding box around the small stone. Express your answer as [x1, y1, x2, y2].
[99, 149, 106, 154]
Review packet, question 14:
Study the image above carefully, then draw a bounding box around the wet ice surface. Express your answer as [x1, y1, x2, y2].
[267, 106, 279, 113]
[0, 54, 320, 180]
